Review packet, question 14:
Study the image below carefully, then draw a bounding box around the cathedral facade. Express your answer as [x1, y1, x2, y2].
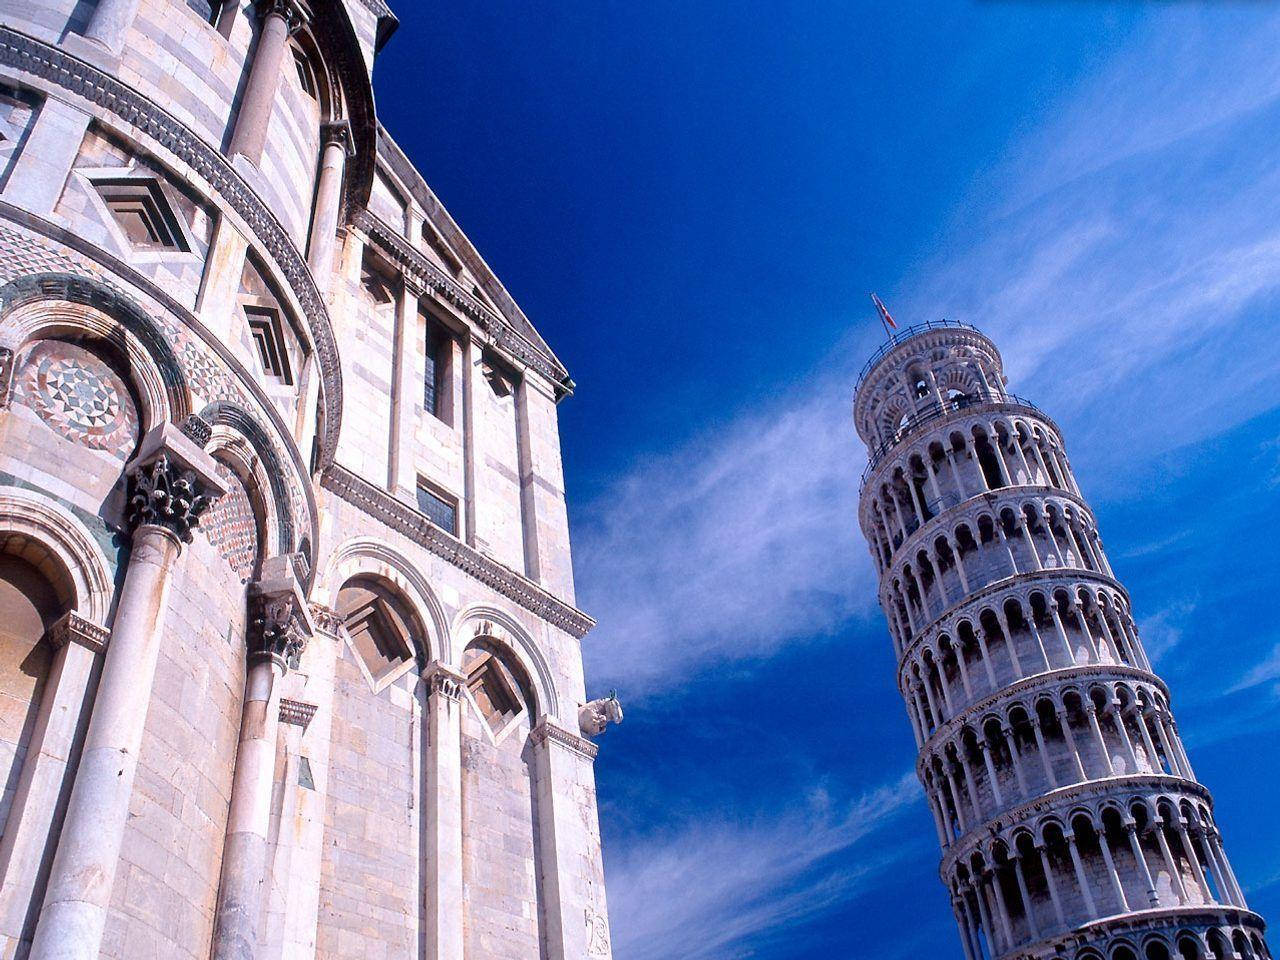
[854, 322, 1267, 960]
[0, 2, 617, 958]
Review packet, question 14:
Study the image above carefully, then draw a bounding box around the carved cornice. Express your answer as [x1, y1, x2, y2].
[320, 464, 594, 638]
[47, 611, 109, 653]
[353, 210, 570, 390]
[279, 698, 318, 727]
[530, 718, 599, 761]
[0, 27, 344, 468]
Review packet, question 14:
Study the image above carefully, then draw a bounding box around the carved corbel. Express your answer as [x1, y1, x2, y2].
[47, 611, 110, 654]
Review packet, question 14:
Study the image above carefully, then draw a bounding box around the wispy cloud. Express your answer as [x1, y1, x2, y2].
[1138, 600, 1198, 666]
[1228, 642, 1280, 696]
[577, 366, 878, 696]
[579, 7, 1280, 701]
[607, 773, 921, 960]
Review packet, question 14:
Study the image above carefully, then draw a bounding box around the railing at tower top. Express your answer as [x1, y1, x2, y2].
[859, 392, 1046, 491]
[855, 319, 983, 392]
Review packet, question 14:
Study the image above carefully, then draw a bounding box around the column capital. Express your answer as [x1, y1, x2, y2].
[126, 423, 227, 542]
[248, 556, 315, 670]
[47, 611, 109, 654]
[256, 0, 305, 32]
[530, 717, 599, 761]
[321, 119, 356, 158]
[424, 661, 467, 702]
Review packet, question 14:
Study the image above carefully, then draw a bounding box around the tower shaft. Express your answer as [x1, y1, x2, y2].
[853, 321, 1267, 960]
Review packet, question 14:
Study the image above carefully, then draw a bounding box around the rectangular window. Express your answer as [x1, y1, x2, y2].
[416, 481, 458, 535]
[246, 307, 293, 385]
[292, 47, 318, 99]
[185, 0, 218, 24]
[424, 320, 447, 418]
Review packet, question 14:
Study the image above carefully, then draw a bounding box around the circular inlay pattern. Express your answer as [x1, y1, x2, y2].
[15, 340, 139, 459]
[202, 461, 260, 581]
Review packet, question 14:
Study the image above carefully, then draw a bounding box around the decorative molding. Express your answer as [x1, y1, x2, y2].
[178, 413, 213, 447]
[0, 216, 320, 567]
[0, 345, 13, 408]
[353, 210, 570, 390]
[279, 698, 318, 728]
[0, 27, 344, 467]
[47, 611, 109, 653]
[530, 718, 598, 761]
[321, 464, 595, 638]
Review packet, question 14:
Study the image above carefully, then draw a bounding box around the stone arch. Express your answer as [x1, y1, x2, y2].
[0, 273, 190, 426]
[0, 488, 113, 624]
[453, 604, 558, 721]
[199, 400, 314, 574]
[317, 537, 448, 666]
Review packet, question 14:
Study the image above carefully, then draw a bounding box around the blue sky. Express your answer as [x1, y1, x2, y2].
[373, 4, 1280, 957]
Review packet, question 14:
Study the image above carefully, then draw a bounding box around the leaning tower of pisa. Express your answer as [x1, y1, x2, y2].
[853, 321, 1269, 960]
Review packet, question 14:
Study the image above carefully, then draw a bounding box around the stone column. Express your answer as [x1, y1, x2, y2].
[422, 663, 465, 960]
[228, 0, 303, 165]
[1097, 826, 1130, 912]
[1011, 853, 1039, 940]
[306, 122, 355, 296]
[987, 867, 1014, 950]
[531, 719, 613, 960]
[1029, 716, 1057, 788]
[1049, 603, 1074, 665]
[1002, 726, 1028, 798]
[1065, 832, 1097, 916]
[1037, 843, 1066, 929]
[0, 614, 108, 951]
[388, 272, 423, 499]
[1178, 823, 1214, 903]
[1153, 820, 1189, 904]
[1125, 821, 1160, 906]
[211, 557, 314, 960]
[77, 0, 142, 56]
[1110, 705, 1140, 774]
[1057, 710, 1087, 782]
[943, 765, 968, 832]
[1084, 704, 1115, 776]
[978, 740, 1004, 808]
[28, 425, 226, 960]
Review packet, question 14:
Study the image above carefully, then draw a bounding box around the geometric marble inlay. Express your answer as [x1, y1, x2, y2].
[14, 339, 140, 459]
[201, 460, 259, 581]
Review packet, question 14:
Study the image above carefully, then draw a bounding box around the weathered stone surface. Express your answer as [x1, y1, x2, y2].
[0, 2, 614, 958]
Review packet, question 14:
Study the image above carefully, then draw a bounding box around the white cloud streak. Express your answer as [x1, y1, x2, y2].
[606, 773, 922, 960]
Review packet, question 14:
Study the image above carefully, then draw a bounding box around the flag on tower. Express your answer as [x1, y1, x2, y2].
[870, 292, 897, 336]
